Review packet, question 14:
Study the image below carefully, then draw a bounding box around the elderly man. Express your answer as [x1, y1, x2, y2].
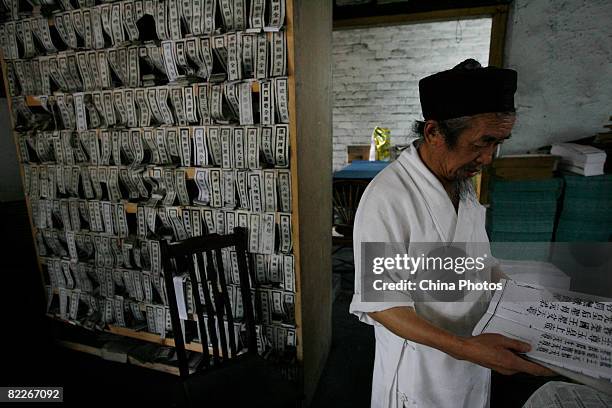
[350, 60, 553, 408]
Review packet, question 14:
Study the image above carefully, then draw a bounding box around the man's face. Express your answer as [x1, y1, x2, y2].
[433, 113, 515, 182]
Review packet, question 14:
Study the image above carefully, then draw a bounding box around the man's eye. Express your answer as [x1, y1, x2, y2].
[474, 140, 504, 149]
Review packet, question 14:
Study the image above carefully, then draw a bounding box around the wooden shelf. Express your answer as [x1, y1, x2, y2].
[58, 339, 102, 357]
[127, 356, 186, 376]
[23, 81, 260, 108]
[4, 0, 332, 402]
[57, 339, 190, 376]
[48, 312, 233, 356]
[107, 325, 205, 353]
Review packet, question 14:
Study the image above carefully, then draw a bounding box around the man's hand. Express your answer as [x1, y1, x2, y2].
[455, 333, 556, 376]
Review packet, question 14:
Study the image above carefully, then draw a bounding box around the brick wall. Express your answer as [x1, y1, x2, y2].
[332, 18, 491, 170]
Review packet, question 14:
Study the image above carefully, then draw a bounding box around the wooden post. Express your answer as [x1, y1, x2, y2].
[488, 5, 510, 68]
[287, 0, 333, 404]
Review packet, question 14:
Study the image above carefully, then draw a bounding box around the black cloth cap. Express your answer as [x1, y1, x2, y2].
[419, 59, 517, 121]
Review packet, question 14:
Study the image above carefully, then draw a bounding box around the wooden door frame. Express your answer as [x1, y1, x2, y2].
[333, 5, 510, 200]
[333, 4, 509, 68]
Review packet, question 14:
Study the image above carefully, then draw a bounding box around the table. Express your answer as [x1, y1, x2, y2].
[333, 160, 390, 180]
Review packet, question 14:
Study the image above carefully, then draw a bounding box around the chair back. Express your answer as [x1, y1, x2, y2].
[332, 179, 370, 230]
[161, 227, 256, 377]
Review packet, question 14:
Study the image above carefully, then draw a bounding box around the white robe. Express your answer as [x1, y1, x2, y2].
[350, 141, 493, 408]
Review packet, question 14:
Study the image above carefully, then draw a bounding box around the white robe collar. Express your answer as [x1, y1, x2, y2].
[396, 141, 482, 243]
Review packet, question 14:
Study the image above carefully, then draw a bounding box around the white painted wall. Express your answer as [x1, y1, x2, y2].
[332, 18, 492, 170]
[502, 0, 612, 154]
[0, 98, 23, 201]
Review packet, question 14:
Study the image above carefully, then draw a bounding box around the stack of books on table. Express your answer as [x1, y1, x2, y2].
[551, 143, 607, 176]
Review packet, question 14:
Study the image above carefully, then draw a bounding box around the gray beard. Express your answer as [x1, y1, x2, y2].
[451, 178, 477, 203]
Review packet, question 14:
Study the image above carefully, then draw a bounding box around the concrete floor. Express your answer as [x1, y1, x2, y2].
[311, 275, 375, 407]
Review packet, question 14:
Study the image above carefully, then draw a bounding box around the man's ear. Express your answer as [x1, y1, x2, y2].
[423, 120, 445, 147]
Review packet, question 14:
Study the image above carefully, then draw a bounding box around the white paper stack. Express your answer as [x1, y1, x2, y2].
[499, 259, 571, 290]
[474, 280, 612, 388]
[551, 143, 607, 176]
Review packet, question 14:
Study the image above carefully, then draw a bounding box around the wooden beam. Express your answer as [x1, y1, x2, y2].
[289, 0, 333, 404]
[334, 5, 503, 30]
[285, 0, 304, 394]
[488, 5, 509, 67]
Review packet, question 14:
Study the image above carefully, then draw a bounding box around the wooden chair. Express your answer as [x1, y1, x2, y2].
[332, 180, 370, 271]
[161, 227, 300, 407]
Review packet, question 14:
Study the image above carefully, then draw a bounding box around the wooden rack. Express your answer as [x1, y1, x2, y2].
[1, 0, 331, 403]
